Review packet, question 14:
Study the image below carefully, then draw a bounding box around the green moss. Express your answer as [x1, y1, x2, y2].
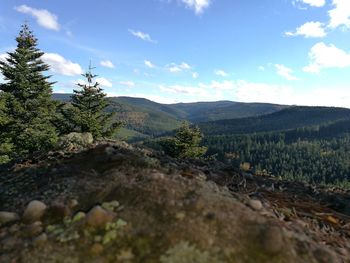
[160, 241, 224, 263]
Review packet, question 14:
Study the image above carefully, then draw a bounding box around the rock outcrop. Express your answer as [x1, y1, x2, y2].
[0, 141, 349, 262]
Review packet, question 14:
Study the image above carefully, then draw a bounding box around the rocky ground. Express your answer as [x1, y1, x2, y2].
[0, 140, 350, 262]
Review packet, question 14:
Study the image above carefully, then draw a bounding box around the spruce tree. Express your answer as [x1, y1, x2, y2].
[0, 24, 57, 160]
[57, 64, 121, 139]
[159, 122, 207, 158]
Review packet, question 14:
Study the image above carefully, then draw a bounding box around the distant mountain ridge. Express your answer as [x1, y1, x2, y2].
[53, 94, 287, 122]
[198, 106, 350, 136]
[53, 94, 350, 140]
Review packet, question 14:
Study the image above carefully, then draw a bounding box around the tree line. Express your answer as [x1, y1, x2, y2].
[0, 24, 206, 164]
[0, 24, 121, 163]
[203, 132, 350, 188]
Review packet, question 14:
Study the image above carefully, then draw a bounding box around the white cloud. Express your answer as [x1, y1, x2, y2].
[328, 0, 350, 29]
[100, 60, 115, 68]
[199, 80, 235, 91]
[15, 5, 60, 31]
[214, 69, 229, 77]
[144, 60, 156, 68]
[303, 42, 350, 73]
[129, 29, 157, 43]
[258, 66, 265, 71]
[166, 62, 192, 73]
[181, 0, 211, 15]
[96, 77, 113, 88]
[192, 72, 199, 79]
[120, 81, 135, 88]
[233, 80, 350, 108]
[285, 21, 327, 38]
[275, 64, 299, 80]
[299, 0, 326, 7]
[42, 53, 83, 76]
[159, 84, 210, 97]
[233, 80, 294, 104]
[0, 53, 8, 62]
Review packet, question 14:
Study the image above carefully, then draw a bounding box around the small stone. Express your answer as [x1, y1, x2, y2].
[85, 206, 114, 228]
[23, 200, 47, 223]
[24, 221, 43, 237]
[248, 199, 263, 211]
[261, 226, 284, 255]
[101, 201, 120, 211]
[0, 211, 19, 226]
[68, 199, 79, 209]
[72, 212, 86, 222]
[33, 233, 47, 247]
[90, 243, 104, 255]
[175, 212, 186, 221]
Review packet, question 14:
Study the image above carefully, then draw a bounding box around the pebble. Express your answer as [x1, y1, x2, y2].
[0, 211, 20, 226]
[261, 226, 284, 255]
[175, 212, 186, 220]
[85, 206, 114, 228]
[68, 199, 79, 209]
[248, 199, 263, 211]
[23, 200, 47, 223]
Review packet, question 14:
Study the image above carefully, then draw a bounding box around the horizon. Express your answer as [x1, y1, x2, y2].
[1, 0, 350, 107]
[53, 92, 350, 109]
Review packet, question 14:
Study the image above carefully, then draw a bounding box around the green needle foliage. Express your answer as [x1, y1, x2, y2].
[56, 64, 121, 139]
[160, 122, 207, 158]
[0, 24, 58, 162]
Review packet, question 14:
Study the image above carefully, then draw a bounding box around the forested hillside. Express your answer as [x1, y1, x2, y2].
[203, 118, 350, 187]
[53, 94, 286, 139]
[199, 106, 350, 136]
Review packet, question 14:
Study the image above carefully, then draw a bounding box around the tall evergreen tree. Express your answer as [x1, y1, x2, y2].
[57, 64, 121, 138]
[0, 24, 57, 160]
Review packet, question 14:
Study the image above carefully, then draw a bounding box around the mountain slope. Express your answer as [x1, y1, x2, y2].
[53, 94, 287, 138]
[170, 101, 287, 122]
[199, 106, 350, 136]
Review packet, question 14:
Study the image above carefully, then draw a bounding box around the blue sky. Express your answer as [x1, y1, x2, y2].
[0, 0, 350, 107]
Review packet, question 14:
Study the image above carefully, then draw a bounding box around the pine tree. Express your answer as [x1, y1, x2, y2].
[57, 64, 121, 139]
[174, 122, 207, 158]
[0, 24, 57, 160]
[159, 122, 207, 158]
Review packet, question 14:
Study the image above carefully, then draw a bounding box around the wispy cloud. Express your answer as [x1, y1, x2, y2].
[285, 21, 327, 38]
[296, 0, 326, 7]
[214, 69, 229, 77]
[42, 53, 83, 76]
[129, 29, 157, 43]
[181, 0, 211, 15]
[166, 62, 192, 73]
[100, 60, 115, 68]
[275, 64, 299, 80]
[96, 77, 113, 88]
[15, 5, 60, 31]
[120, 81, 135, 88]
[144, 60, 156, 68]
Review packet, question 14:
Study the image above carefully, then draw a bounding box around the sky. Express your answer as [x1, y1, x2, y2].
[0, 0, 350, 107]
